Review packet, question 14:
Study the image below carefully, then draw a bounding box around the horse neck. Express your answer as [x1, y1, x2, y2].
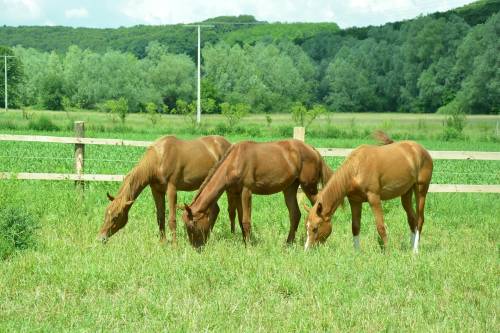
[191, 161, 229, 213]
[321, 161, 353, 216]
[116, 158, 153, 202]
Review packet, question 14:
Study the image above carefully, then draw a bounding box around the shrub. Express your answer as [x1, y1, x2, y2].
[291, 103, 326, 128]
[0, 206, 38, 259]
[28, 115, 60, 131]
[221, 102, 250, 128]
[146, 102, 158, 126]
[172, 99, 197, 128]
[438, 99, 467, 140]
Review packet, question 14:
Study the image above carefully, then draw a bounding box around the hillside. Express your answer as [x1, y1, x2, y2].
[1, 1, 498, 58]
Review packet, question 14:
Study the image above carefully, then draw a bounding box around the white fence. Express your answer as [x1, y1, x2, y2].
[0, 124, 499, 193]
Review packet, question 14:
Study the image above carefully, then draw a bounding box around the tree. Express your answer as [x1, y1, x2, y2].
[143, 42, 196, 110]
[39, 52, 65, 110]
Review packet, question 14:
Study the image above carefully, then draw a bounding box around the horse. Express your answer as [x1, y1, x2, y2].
[97, 135, 239, 244]
[304, 131, 433, 253]
[181, 139, 333, 248]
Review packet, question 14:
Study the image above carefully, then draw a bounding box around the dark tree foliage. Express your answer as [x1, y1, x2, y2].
[2, 1, 499, 114]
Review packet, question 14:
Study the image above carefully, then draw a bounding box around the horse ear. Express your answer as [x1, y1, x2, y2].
[316, 202, 323, 215]
[184, 204, 193, 219]
[303, 203, 310, 213]
[106, 192, 115, 201]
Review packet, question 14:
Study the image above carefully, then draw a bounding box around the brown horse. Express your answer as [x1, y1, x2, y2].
[181, 139, 333, 248]
[97, 135, 238, 244]
[304, 132, 433, 253]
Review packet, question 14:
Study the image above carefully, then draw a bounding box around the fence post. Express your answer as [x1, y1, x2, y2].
[74, 121, 85, 191]
[293, 126, 305, 142]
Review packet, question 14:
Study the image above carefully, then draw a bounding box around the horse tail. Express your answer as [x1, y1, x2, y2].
[373, 130, 394, 145]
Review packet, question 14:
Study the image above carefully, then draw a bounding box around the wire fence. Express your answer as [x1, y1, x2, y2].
[0, 125, 499, 193]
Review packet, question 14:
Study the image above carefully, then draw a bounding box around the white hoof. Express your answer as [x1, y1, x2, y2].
[353, 235, 360, 250]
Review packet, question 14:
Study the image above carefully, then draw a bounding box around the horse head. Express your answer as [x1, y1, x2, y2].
[304, 201, 332, 250]
[97, 192, 134, 243]
[181, 203, 211, 248]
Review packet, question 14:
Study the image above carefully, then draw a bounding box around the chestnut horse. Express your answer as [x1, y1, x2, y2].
[181, 139, 333, 248]
[304, 132, 433, 253]
[97, 135, 238, 244]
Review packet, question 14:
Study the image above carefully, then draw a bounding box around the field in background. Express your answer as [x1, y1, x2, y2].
[0, 110, 499, 331]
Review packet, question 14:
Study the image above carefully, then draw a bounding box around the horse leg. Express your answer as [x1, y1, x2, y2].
[166, 184, 177, 245]
[401, 189, 417, 248]
[241, 187, 252, 245]
[226, 191, 238, 233]
[367, 193, 388, 249]
[413, 183, 430, 254]
[208, 202, 220, 231]
[349, 199, 362, 250]
[283, 182, 301, 244]
[151, 186, 166, 243]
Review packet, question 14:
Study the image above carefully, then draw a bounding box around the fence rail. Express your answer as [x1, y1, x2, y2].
[1, 125, 499, 193]
[1, 171, 498, 193]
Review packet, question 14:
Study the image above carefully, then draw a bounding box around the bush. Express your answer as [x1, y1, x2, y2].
[104, 98, 129, 124]
[146, 102, 159, 126]
[438, 99, 467, 140]
[0, 206, 38, 259]
[28, 115, 60, 131]
[291, 103, 326, 128]
[221, 102, 249, 128]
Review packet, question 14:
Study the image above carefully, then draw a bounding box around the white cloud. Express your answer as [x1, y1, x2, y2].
[118, 0, 473, 27]
[119, 0, 338, 24]
[0, 0, 42, 20]
[65, 7, 89, 19]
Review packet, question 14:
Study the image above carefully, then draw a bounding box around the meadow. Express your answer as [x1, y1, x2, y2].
[0, 109, 499, 331]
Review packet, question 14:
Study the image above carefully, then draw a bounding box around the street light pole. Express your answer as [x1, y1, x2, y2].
[4, 56, 6, 112]
[184, 24, 213, 124]
[2, 55, 16, 112]
[197, 25, 201, 124]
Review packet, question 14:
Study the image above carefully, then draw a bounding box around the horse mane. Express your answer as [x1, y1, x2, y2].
[192, 144, 235, 203]
[114, 148, 156, 204]
[320, 157, 354, 210]
[373, 130, 394, 145]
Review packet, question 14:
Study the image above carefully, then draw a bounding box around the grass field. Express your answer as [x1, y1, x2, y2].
[0, 110, 499, 331]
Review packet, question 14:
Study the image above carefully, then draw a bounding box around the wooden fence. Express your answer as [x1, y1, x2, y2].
[0, 124, 499, 193]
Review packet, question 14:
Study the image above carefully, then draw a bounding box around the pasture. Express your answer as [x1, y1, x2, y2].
[0, 110, 499, 331]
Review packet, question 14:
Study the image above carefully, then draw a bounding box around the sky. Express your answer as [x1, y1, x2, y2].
[0, 0, 475, 28]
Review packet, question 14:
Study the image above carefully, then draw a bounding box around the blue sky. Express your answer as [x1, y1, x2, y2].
[1, 0, 474, 28]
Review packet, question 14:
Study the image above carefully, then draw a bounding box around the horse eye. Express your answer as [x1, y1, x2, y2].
[313, 226, 318, 233]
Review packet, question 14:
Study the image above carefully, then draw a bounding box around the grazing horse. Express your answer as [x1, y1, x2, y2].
[97, 135, 238, 244]
[181, 139, 333, 248]
[304, 132, 433, 253]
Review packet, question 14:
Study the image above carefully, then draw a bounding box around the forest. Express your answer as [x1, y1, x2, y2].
[0, 0, 499, 115]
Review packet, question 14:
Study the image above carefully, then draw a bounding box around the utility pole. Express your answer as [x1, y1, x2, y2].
[184, 24, 213, 124]
[2, 55, 16, 112]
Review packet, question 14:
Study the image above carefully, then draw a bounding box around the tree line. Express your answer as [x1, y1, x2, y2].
[0, 1, 498, 114]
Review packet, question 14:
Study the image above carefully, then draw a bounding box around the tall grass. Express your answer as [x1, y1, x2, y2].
[0, 180, 498, 331]
[0, 110, 498, 330]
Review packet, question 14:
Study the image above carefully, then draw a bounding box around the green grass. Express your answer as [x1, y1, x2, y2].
[0, 110, 499, 331]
